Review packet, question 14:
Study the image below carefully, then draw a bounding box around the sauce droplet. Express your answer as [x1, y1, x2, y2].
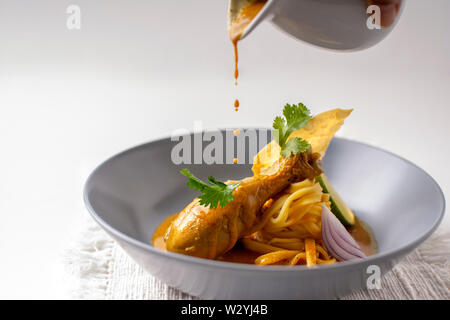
[234, 99, 240, 111]
[233, 129, 240, 136]
[233, 158, 238, 164]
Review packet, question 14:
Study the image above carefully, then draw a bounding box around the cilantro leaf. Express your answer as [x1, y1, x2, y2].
[180, 169, 240, 209]
[280, 137, 311, 157]
[272, 116, 287, 148]
[273, 103, 312, 157]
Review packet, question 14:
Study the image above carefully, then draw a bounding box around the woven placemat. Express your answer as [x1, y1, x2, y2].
[63, 217, 449, 300]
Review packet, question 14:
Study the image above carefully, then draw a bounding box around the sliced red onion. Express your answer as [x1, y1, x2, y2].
[322, 218, 345, 261]
[324, 218, 364, 260]
[321, 205, 366, 261]
[323, 211, 366, 258]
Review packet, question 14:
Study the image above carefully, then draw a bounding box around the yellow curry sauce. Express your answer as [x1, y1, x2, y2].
[152, 214, 377, 265]
[229, 0, 267, 84]
[229, 0, 267, 112]
[348, 218, 378, 257]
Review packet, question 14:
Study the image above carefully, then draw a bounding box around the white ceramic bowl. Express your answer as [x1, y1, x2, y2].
[84, 133, 445, 299]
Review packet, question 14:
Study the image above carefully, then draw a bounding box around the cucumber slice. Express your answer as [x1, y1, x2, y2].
[316, 173, 355, 227]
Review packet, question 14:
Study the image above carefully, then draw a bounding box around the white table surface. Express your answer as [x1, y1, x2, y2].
[0, 0, 449, 299]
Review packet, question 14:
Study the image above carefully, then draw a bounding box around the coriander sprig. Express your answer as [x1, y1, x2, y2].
[273, 103, 312, 157]
[180, 169, 240, 209]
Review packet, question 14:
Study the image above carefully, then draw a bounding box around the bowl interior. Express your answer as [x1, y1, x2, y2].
[84, 132, 445, 259]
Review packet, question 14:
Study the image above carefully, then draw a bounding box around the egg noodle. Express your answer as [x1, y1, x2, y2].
[241, 179, 337, 266]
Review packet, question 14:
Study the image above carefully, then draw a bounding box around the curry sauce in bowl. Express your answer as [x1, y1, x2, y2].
[153, 214, 377, 265]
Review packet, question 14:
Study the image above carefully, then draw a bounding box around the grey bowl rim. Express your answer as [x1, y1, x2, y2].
[83, 132, 446, 274]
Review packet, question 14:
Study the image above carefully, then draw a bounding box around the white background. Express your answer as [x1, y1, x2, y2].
[0, 0, 449, 299]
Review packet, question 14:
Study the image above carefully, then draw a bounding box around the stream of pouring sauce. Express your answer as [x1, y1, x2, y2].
[229, 0, 267, 111]
[152, 214, 377, 265]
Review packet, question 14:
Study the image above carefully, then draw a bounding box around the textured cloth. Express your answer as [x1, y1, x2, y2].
[64, 218, 450, 300]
